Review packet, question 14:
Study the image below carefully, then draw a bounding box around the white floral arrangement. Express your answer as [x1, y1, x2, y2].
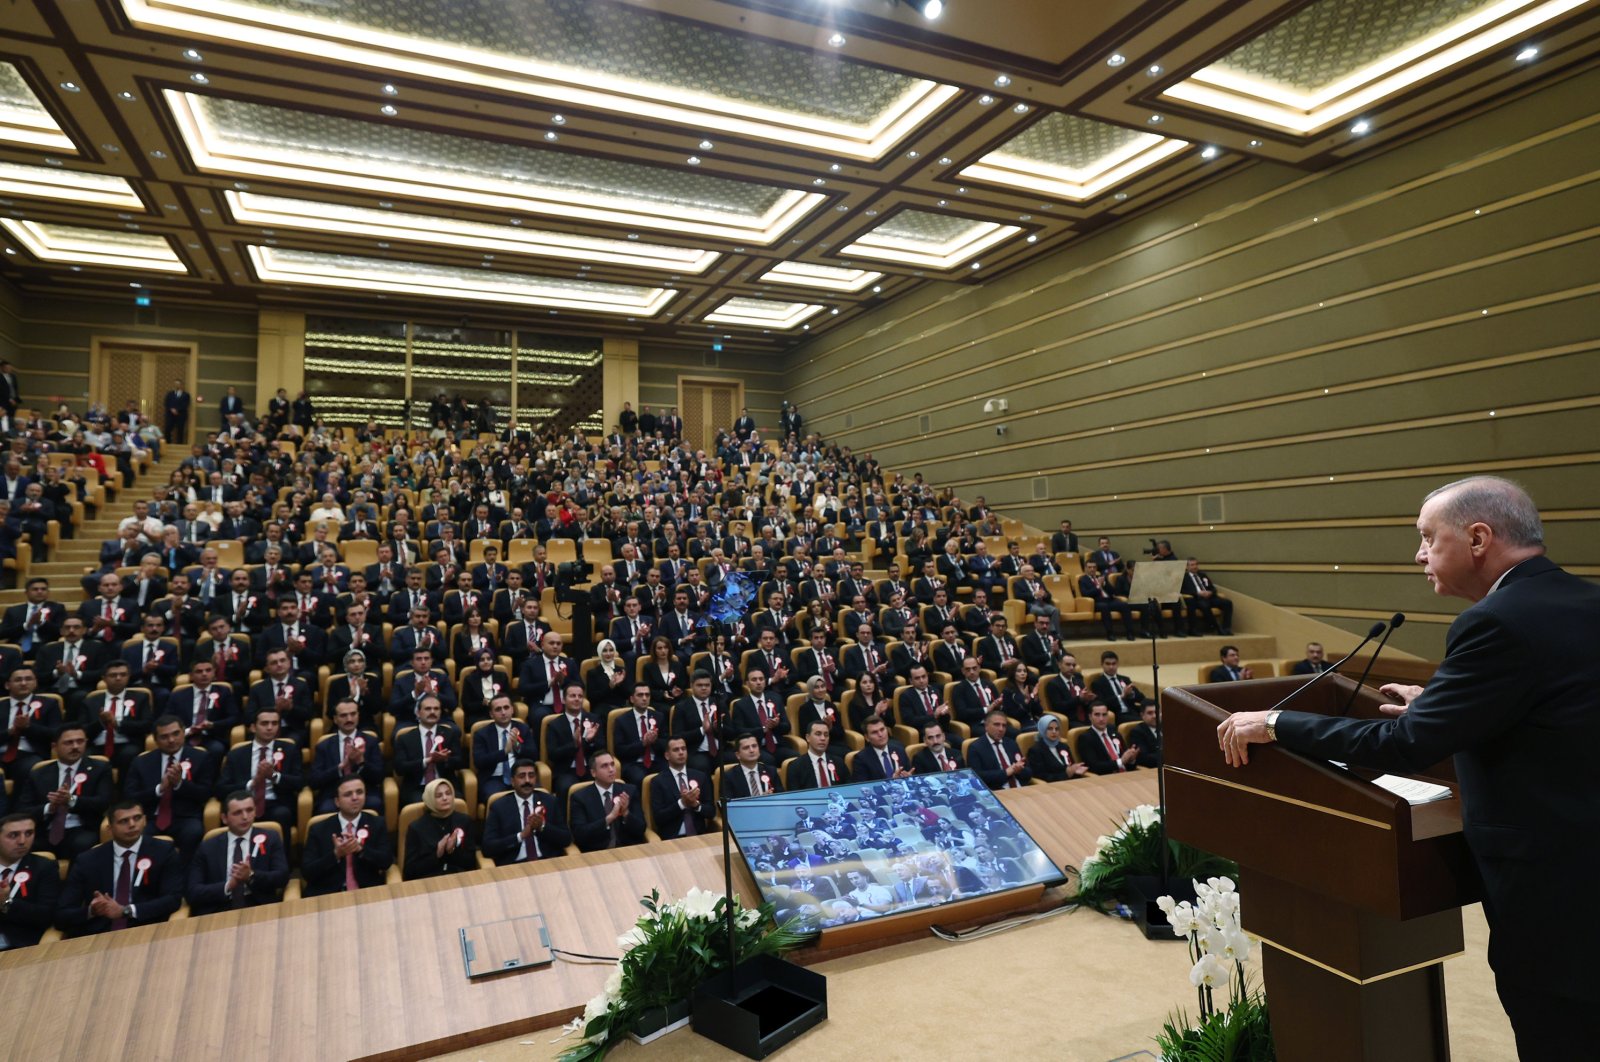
[1072, 804, 1235, 909]
[1154, 879, 1274, 1060]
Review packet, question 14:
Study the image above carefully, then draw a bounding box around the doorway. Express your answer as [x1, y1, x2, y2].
[677, 376, 744, 452]
[90, 338, 196, 422]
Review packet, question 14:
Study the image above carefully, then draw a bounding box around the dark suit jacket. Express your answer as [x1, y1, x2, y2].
[23, 757, 114, 831]
[300, 812, 394, 896]
[0, 696, 62, 760]
[612, 708, 668, 770]
[569, 783, 647, 852]
[1, 601, 65, 646]
[244, 677, 314, 734]
[186, 827, 290, 915]
[58, 837, 184, 935]
[34, 640, 109, 696]
[723, 762, 782, 798]
[308, 730, 386, 802]
[1078, 726, 1135, 776]
[216, 740, 304, 803]
[545, 711, 603, 776]
[911, 745, 965, 775]
[787, 752, 846, 791]
[1274, 557, 1600, 999]
[392, 724, 464, 803]
[1129, 722, 1162, 768]
[0, 851, 62, 948]
[966, 734, 1031, 790]
[472, 721, 536, 787]
[482, 789, 570, 864]
[125, 747, 213, 820]
[167, 684, 238, 740]
[950, 679, 1001, 727]
[649, 767, 715, 838]
[851, 741, 910, 782]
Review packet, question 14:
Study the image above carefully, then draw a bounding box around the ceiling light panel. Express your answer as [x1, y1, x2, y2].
[247, 246, 677, 314]
[703, 296, 827, 330]
[0, 63, 77, 152]
[757, 261, 885, 293]
[225, 191, 720, 273]
[170, 92, 823, 243]
[839, 210, 1022, 270]
[125, 0, 960, 160]
[1163, 0, 1588, 134]
[0, 162, 144, 209]
[958, 112, 1189, 201]
[1, 219, 188, 271]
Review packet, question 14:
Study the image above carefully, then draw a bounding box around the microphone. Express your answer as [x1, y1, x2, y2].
[1259, 620, 1387, 717]
[1337, 613, 1405, 716]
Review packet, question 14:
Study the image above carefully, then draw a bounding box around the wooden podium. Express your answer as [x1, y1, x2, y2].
[1163, 675, 1479, 1061]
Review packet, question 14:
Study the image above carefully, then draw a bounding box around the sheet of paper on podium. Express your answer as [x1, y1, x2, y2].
[1328, 763, 1452, 805]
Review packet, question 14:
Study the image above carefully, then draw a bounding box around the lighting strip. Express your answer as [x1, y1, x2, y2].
[226, 191, 720, 274]
[126, 0, 958, 160]
[758, 261, 885, 293]
[0, 163, 143, 209]
[0, 219, 188, 272]
[1163, 0, 1588, 134]
[303, 332, 601, 365]
[171, 93, 821, 244]
[0, 105, 76, 152]
[840, 220, 1022, 270]
[960, 136, 1190, 201]
[703, 297, 827, 330]
[248, 246, 677, 315]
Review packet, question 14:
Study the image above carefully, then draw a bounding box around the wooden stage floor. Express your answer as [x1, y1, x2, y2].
[0, 773, 1157, 1061]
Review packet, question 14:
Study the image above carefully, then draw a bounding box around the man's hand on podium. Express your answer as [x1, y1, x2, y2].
[1218, 712, 1272, 767]
[1378, 683, 1424, 717]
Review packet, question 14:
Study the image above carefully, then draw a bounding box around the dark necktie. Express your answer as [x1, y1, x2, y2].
[111, 850, 133, 929]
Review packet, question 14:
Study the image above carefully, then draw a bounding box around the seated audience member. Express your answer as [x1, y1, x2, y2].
[85, 659, 151, 776]
[403, 778, 478, 881]
[1181, 558, 1233, 635]
[852, 715, 911, 782]
[1, 667, 61, 779]
[911, 722, 964, 775]
[795, 676, 848, 757]
[388, 647, 457, 727]
[585, 639, 633, 713]
[472, 694, 536, 801]
[519, 632, 576, 722]
[125, 715, 212, 862]
[998, 659, 1045, 730]
[650, 736, 715, 839]
[185, 790, 290, 916]
[727, 669, 792, 769]
[966, 709, 1031, 790]
[168, 659, 238, 761]
[393, 696, 464, 808]
[1027, 715, 1088, 783]
[1077, 560, 1139, 641]
[1043, 652, 1096, 726]
[569, 752, 647, 852]
[1130, 703, 1163, 769]
[1208, 645, 1254, 683]
[895, 663, 950, 738]
[1078, 704, 1140, 775]
[310, 699, 385, 815]
[546, 684, 603, 799]
[57, 801, 183, 936]
[216, 707, 302, 834]
[37, 616, 105, 725]
[1090, 651, 1147, 722]
[300, 777, 393, 896]
[246, 649, 314, 747]
[671, 672, 726, 777]
[0, 812, 62, 950]
[950, 656, 1002, 730]
[1292, 642, 1332, 675]
[24, 723, 112, 859]
[326, 650, 380, 730]
[975, 614, 1020, 672]
[724, 733, 781, 798]
[788, 720, 846, 791]
[481, 759, 570, 866]
[613, 682, 668, 786]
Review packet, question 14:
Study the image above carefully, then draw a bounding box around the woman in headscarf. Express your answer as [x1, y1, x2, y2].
[403, 777, 478, 880]
[326, 649, 378, 729]
[1026, 714, 1087, 783]
[459, 646, 509, 728]
[585, 638, 631, 711]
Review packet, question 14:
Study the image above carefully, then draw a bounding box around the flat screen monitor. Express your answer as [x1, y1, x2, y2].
[723, 768, 1064, 933]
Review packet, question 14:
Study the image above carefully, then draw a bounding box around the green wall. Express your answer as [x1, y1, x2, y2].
[783, 67, 1600, 659]
[0, 279, 19, 365]
[639, 341, 785, 436]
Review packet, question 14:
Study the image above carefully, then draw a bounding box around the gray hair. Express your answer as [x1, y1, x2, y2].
[1423, 476, 1544, 548]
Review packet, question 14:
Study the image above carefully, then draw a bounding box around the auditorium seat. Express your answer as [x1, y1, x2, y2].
[1066, 726, 1090, 763]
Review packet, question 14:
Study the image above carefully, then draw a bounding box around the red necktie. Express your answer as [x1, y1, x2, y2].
[997, 742, 1020, 788]
[423, 732, 438, 783]
[252, 746, 269, 816]
[816, 756, 830, 787]
[343, 822, 360, 891]
[103, 693, 119, 758]
[156, 755, 175, 830]
[701, 702, 719, 757]
[573, 717, 588, 777]
[101, 600, 115, 641]
[678, 772, 698, 835]
[1101, 731, 1125, 772]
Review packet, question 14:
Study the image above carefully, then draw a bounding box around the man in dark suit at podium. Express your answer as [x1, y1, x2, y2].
[1219, 476, 1600, 1059]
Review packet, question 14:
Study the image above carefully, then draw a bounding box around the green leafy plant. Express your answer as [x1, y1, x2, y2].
[1068, 804, 1237, 909]
[557, 887, 808, 1062]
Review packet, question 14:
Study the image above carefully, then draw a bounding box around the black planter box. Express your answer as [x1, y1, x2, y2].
[691, 954, 827, 1059]
[1125, 874, 1198, 941]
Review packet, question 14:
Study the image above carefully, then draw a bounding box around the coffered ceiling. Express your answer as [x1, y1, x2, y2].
[1, 0, 1597, 354]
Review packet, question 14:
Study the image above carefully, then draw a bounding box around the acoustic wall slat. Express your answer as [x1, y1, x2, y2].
[784, 65, 1600, 659]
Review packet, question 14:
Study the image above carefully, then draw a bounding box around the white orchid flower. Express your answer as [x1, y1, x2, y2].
[680, 887, 722, 919]
[1219, 925, 1252, 963]
[603, 964, 625, 999]
[616, 926, 648, 952]
[1189, 953, 1230, 989]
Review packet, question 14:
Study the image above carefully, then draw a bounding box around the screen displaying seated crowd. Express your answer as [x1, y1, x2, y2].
[724, 769, 1063, 932]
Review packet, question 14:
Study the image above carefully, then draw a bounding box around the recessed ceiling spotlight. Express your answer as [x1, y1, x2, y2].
[828, 32, 847, 47]
[381, 84, 398, 96]
[994, 74, 1012, 87]
[938, 156, 952, 166]
[957, 187, 966, 193]
[509, 218, 522, 226]
[198, 206, 213, 214]
[118, 91, 136, 101]
[864, 209, 878, 216]
[831, 308, 840, 315]
[698, 139, 713, 150]
[3, 248, 14, 255]
[101, 144, 120, 153]
[59, 81, 81, 93]
[1147, 114, 1163, 124]
[1106, 53, 1126, 67]
[1026, 234, 1038, 243]
[835, 204, 849, 212]
[183, 48, 203, 62]
[900, 0, 943, 20]
[551, 114, 567, 125]
[802, 324, 810, 330]
[627, 233, 639, 240]
[117, 213, 132, 220]
[978, 94, 995, 105]
[1350, 119, 1371, 134]
[43, 158, 61, 166]
[232, 181, 249, 191]
[937, 199, 947, 206]
[543, 131, 559, 141]
[379, 104, 398, 116]
[686, 156, 701, 165]
[377, 201, 391, 209]
[812, 177, 826, 185]
[1147, 65, 1163, 76]
[190, 73, 209, 84]
[829, 163, 841, 172]
[1113, 192, 1128, 201]
[150, 149, 167, 159]
[1248, 139, 1262, 147]
[906, 150, 920, 159]
[1200, 146, 1219, 159]
[970, 262, 981, 270]
[1516, 45, 1539, 61]
[1013, 103, 1030, 114]
[871, 285, 882, 293]
[376, 242, 389, 249]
